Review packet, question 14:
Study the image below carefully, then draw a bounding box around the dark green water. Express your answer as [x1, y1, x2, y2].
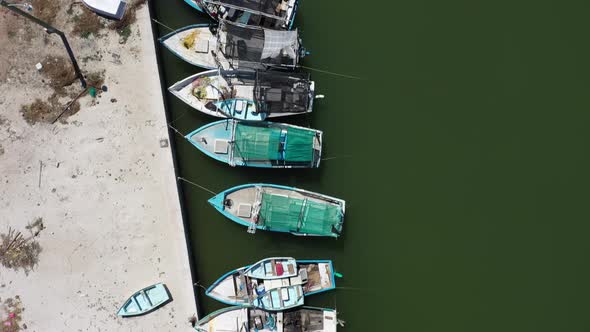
[151, 1, 590, 330]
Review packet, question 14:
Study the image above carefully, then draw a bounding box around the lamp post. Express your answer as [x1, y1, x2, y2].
[0, 0, 87, 88]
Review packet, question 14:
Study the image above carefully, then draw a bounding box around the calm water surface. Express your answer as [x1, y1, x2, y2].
[151, 1, 590, 330]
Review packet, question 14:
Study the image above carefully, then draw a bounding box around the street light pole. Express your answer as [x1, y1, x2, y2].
[0, 0, 87, 88]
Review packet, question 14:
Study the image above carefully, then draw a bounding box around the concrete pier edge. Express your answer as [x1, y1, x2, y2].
[146, 0, 202, 320]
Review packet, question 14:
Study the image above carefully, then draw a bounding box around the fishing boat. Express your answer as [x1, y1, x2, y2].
[206, 258, 337, 306]
[117, 283, 170, 317]
[194, 305, 339, 332]
[159, 21, 304, 70]
[168, 69, 315, 121]
[185, 120, 322, 168]
[184, 0, 299, 31]
[81, 0, 126, 20]
[209, 184, 345, 236]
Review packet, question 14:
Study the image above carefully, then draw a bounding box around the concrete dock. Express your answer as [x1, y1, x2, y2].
[0, 4, 197, 331]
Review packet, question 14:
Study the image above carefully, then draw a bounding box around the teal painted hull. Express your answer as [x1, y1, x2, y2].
[183, 0, 204, 12]
[209, 183, 345, 237]
[206, 259, 337, 307]
[117, 283, 170, 317]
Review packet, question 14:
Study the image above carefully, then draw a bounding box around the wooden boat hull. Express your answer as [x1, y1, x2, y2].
[117, 283, 170, 317]
[185, 0, 300, 31]
[185, 120, 322, 168]
[159, 23, 302, 70]
[194, 305, 338, 332]
[209, 183, 345, 236]
[159, 24, 218, 69]
[168, 70, 315, 121]
[206, 259, 337, 306]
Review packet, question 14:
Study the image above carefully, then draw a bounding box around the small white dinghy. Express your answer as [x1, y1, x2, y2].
[82, 0, 127, 20]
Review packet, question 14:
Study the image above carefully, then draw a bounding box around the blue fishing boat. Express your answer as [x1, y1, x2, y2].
[159, 21, 304, 70]
[209, 184, 345, 236]
[245, 257, 298, 279]
[117, 283, 170, 317]
[183, 0, 299, 31]
[168, 69, 316, 121]
[185, 120, 322, 168]
[194, 305, 340, 332]
[183, 0, 205, 12]
[256, 285, 303, 311]
[206, 258, 337, 306]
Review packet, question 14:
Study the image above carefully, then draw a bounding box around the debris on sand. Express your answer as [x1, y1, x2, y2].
[21, 58, 105, 124]
[109, 0, 147, 43]
[0, 227, 42, 275]
[0, 296, 24, 332]
[20, 95, 81, 125]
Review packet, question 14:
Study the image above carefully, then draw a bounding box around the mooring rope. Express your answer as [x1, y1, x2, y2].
[152, 18, 176, 32]
[168, 124, 185, 137]
[167, 109, 191, 127]
[298, 65, 364, 80]
[178, 177, 218, 195]
[322, 155, 353, 161]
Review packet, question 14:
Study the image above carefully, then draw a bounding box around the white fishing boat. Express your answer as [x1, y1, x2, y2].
[82, 0, 126, 20]
[184, 0, 299, 31]
[194, 306, 339, 332]
[168, 69, 315, 121]
[160, 21, 304, 70]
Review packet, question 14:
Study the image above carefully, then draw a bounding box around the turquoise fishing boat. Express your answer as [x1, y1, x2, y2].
[159, 21, 304, 70]
[245, 257, 298, 279]
[185, 120, 322, 168]
[194, 305, 340, 332]
[209, 184, 344, 236]
[206, 258, 337, 306]
[183, 0, 299, 31]
[183, 0, 204, 12]
[168, 69, 316, 121]
[117, 283, 170, 317]
[255, 285, 303, 311]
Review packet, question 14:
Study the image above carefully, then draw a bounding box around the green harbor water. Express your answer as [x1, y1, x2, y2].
[151, 1, 590, 330]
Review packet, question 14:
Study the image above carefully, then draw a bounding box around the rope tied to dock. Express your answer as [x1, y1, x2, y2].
[177, 177, 218, 195]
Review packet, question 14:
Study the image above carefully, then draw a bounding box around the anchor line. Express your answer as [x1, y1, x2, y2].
[178, 177, 218, 196]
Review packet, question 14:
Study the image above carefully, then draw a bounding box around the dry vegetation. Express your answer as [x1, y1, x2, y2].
[19, 57, 108, 124]
[0, 223, 42, 275]
[109, 0, 147, 42]
[10, 0, 141, 125]
[20, 94, 81, 125]
[41, 57, 77, 95]
[31, 0, 60, 25]
[72, 8, 104, 38]
[0, 296, 24, 332]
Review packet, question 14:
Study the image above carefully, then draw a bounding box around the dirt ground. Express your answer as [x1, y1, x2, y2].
[0, 1, 197, 331]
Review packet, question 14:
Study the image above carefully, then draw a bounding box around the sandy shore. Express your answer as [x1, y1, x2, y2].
[0, 3, 197, 331]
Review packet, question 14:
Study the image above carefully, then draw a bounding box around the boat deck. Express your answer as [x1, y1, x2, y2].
[225, 186, 340, 225]
[162, 26, 230, 69]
